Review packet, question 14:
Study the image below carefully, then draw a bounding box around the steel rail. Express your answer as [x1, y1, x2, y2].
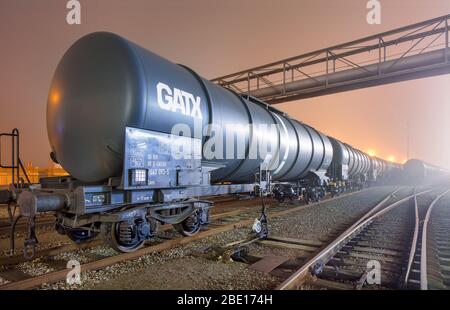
[349, 187, 402, 228]
[420, 189, 450, 290]
[404, 193, 419, 286]
[0, 216, 56, 233]
[277, 188, 430, 290]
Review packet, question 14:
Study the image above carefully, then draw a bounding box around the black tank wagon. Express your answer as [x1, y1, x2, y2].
[0, 32, 446, 256]
[403, 159, 447, 180]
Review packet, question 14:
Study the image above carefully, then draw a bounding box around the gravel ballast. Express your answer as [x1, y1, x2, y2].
[36, 186, 401, 290]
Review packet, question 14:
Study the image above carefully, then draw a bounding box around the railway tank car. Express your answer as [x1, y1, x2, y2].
[5, 32, 336, 255]
[369, 157, 384, 183]
[0, 32, 441, 257]
[403, 159, 447, 181]
[47, 32, 333, 185]
[327, 137, 375, 191]
[326, 136, 403, 194]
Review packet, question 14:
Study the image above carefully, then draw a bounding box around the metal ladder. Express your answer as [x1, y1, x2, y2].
[0, 128, 30, 222]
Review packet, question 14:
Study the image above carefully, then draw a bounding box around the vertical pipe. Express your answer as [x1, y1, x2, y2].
[283, 63, 286, 94]
[378, 37, 382, 76]
[0, 135, 3, 170]
[325, 51, 329, 87]
[11, 130, 15, 187]
[16, 129, 20, 187]
[407, 118, 410, 160]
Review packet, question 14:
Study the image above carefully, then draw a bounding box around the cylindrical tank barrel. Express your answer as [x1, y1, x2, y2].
[47, 32, 332, 183]
[328, 137, 350, 180]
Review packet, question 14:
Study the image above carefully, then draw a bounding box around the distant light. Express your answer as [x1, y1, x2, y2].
[388, 155, 396, 162]
[50, 90, 60, 105]
[367, 149, 376, 157]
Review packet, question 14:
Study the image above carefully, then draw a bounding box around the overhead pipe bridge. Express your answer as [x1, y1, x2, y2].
[212, 15, 450, 104]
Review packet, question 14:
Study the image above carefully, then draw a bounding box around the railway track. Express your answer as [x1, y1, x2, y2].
[223, 187, 402, 282]
[272, 187, 450, 290]
[0, 188, 369, 290]
[0, 215, 56, 237]
[419, 190, 450, 289]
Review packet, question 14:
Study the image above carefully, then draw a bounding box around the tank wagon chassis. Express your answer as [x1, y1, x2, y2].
[8, 127, 268, 258]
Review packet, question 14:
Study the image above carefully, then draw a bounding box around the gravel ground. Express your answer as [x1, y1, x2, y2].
[17, 259, 57, 277]
[76, 257, 279, 290]
[0, 208, 9, 218]
[268, 186, 402, 241]
[35, 186, 401, 290]
[40, 228, 279, 290]
[244, 242, 309, 260]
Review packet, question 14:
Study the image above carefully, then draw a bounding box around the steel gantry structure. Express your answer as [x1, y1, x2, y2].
[212, 15, 450, 104]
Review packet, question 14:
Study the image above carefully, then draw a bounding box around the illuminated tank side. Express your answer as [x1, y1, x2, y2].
[47, 32, 332, 183]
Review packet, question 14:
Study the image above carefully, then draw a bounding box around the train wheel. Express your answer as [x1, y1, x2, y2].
[174, 212, 201, 237]
[102, 222, 145, 253]
[66, 229, 98, 244]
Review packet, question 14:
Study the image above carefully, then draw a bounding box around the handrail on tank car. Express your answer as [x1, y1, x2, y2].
[0, 128, 30, 188]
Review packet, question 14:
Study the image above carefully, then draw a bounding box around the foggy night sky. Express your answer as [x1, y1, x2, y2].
[0, 0, 449, 169]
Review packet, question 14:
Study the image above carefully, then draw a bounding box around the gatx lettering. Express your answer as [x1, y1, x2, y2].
[157, 82, 202, 119]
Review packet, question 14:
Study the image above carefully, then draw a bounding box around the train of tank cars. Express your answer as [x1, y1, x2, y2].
[0, 33, 447, 257]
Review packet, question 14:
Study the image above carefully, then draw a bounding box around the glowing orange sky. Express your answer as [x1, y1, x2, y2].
[0, 0, 449, 168]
